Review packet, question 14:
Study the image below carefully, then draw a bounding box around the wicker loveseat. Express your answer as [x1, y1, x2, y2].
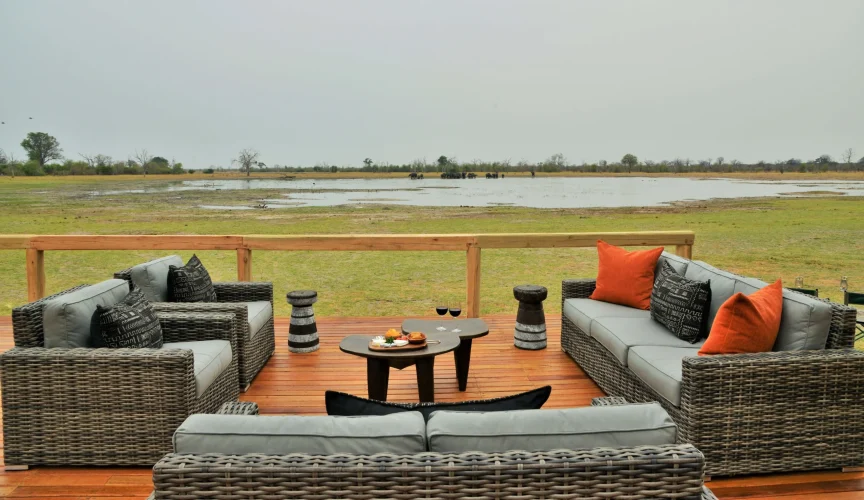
[0, 281, 240, 468]
[561, 252, 864, 477]
[115, 255, 275, 391]
[150, 398, 716, 499]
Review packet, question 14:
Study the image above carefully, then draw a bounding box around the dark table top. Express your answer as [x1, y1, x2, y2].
[402, 318, 490, 340]
[339, 333, 460, 360]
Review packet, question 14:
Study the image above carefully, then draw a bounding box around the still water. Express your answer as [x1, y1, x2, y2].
[95, 177, 864, 209]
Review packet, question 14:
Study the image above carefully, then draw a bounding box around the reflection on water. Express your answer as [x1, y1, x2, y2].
[91, 177, 864, 209]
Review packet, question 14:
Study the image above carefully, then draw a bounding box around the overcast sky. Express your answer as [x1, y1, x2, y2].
[1, 0, 862, 168]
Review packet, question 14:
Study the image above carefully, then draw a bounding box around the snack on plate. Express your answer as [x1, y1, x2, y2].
[385, 329, 401, 340]
[408, 331, 426, 344]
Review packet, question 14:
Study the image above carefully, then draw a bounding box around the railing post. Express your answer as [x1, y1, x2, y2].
[466, 244, 481, 318]
[26, 248, 45, 301]
[237, 248, 252, 281]
[675, 244, 693, 260]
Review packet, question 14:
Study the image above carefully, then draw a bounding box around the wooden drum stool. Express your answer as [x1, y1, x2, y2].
[513, 285, 548, 350]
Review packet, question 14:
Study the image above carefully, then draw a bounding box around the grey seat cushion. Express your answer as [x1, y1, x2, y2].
[628, 346, 700, 407]
[245, 301, 273, 336]
[563, 298, 650, 336]
[174, 412, 426, 455]
[43, 279, 131, 348]
[162, 340, 233, 397]
[733, 278, 833, 351]
[592, 317, 704, 366]
[655, 251, 690, 279]
[129, 255, 184, 302]
[426, 404, 677, 453]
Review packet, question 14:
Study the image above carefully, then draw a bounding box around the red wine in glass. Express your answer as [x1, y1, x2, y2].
[449, 307, 461, 318]
[435, 306, 448, 316]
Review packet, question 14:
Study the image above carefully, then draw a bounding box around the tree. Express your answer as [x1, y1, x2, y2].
[233, 148, 260, 177]
[363, 158, 373, 168]
[20, 132, 63, 167]
[841, 148, 854, 164]
[786, 158, 802, 165]
[437, 155, 449, 170]
[814, 154, 832, 165]
[621, 153, 638, 172]
[715, 157, 724, 166]
[133, 149, 154, 176]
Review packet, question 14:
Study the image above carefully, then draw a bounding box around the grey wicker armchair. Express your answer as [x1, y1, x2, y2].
[115, 255, 275, 391]
[561, 276, 864, 477]
[0, 285, 240, 468]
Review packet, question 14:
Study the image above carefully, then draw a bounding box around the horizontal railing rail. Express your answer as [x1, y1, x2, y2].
[0, 232, 695, 317]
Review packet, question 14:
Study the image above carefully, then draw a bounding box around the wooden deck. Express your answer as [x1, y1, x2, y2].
[0, 314, 861, 499]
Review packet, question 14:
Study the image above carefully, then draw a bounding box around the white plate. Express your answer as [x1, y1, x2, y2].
[392, 339, 409, 347]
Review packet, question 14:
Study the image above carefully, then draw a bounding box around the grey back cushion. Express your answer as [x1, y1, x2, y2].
[129, 255, 184, 302]
[685, 261, 832, 350]
[683, 261, 738, 333]
[655, 251, 690, 280]
[426, 403, 677, 453]
[734, 277, 832, 350]
[43, 279, 131, 348]
[174, 412, 426, 455]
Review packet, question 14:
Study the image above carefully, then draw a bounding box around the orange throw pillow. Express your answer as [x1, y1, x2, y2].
[698, 280, 783, 355]
[589, 240, 663, 310]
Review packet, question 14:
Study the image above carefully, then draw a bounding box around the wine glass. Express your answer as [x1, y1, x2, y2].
[435, 299, 448, 331]
[449, 301, 462, 318]
[840, 276, 848, 292]
[449, 301, 462, 333]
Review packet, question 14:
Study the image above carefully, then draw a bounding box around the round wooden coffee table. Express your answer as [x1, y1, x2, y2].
[402, 318, 489, 392]
[339, 334, 460, 403]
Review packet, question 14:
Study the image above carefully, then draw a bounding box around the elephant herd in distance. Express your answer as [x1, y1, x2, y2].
[409, 172, 521, 180]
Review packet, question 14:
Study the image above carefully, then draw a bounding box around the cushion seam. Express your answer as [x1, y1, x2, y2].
[428, 424, 678, 439]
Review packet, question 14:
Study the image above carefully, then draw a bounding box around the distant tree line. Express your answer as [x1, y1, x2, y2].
[3, 133, 863, 177]
[0, 132, 186, 177]
[253, 151, 864, 175]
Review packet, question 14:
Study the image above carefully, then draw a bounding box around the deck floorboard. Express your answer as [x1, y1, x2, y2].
[0, 314, 859, 499]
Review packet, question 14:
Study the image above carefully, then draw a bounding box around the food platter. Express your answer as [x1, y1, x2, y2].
[368, 340, 428, 352]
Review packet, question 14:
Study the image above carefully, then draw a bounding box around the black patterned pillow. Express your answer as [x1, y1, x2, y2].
[167, 254, 218, 302]
[96, 288, 163, 348]
[650, 260, 712, 343]
[325, 386, 552, 422]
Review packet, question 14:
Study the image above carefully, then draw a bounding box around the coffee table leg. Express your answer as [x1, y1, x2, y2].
[454, 338, 473, 391]
[367, 358, 390, 401]
[415, 357, 435, 403]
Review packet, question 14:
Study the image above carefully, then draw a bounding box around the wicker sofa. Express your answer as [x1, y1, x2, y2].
[0, 281, 240, 467]
[114, 255, 275, 391]
[150, 398, 716, 499]
[561, 252, 864, 477]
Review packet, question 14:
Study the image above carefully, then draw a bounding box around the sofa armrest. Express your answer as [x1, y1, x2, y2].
[212, 282, 273, 303]
[0, 346, 197, 416]
[683, 349, 864, 403]
[680, 349, 864, 471]
[562, 278, 596, 307]
[154, 444, 706, 498]
[157, 312, 237, 363]
[11, 284, 93, 348]
[155, 303, 248, 337]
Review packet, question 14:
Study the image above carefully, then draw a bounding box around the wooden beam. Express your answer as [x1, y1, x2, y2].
[0, 235, 33, 250]
[237, 248, 252, 281]
[466, 245, 481, 318]
[474, 231, 695, 249]
[243, 235, 474, 251]
[28, 235, 244, 251]
[26, 248, 45, 301]
[675, 244, 693, 260]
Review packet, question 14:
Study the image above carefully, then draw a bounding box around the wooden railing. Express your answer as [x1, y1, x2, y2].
[0, 232, 695, 317]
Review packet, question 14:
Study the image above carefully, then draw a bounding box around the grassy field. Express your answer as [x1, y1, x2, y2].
[1, 176, 862, 332]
